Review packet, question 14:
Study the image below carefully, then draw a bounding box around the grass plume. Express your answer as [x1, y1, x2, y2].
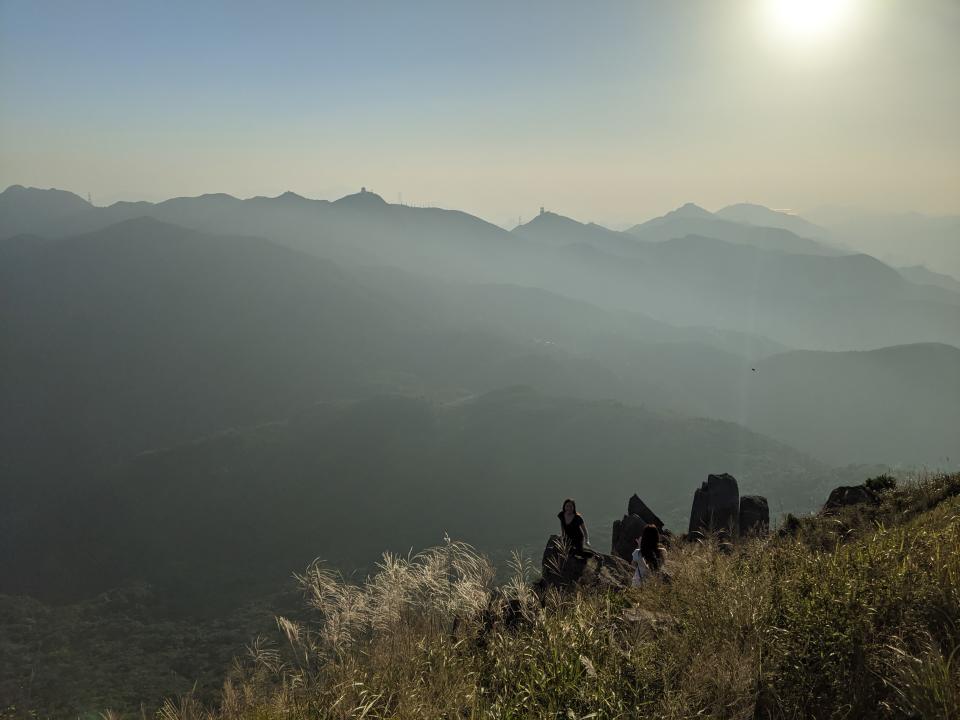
[115, 474, 960, 719]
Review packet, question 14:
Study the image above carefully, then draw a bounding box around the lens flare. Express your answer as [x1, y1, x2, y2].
[763, 0, 857, 45]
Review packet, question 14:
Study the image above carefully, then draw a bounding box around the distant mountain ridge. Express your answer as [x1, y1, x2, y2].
[898, 265, 960, 294]
[716, 202, 830, 240]
[3, 185, 959, 353]
[511, 210, 646, 257]
[628, 202, 839, 256]
[807, 205, 960, 278]
[3, 215, 955, 484]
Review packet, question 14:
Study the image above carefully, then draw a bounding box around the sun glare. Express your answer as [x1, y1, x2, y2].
[763, 0, 857, 46]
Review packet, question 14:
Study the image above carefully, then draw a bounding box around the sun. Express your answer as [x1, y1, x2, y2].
[762, 0, 857, 45]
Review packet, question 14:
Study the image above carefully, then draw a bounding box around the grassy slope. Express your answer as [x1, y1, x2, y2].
[2, 474, 955, 719]
[130, 473, 960, 720]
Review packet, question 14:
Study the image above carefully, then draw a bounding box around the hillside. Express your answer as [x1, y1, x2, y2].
[3, 218, 957, 543]
[2, 387, 835, 604]
[7, 473, 956, 718]
[0, 217, 402, 479]
[899, 264, 960, 293]
[210, 472, 956, 720]
[0, 217, 793, 493]
[740, 343, 960, 465]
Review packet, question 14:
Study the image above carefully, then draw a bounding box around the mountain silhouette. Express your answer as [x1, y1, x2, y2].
[332, 187, 389, 208]
[629, 203, 838, 256]
[3, 185, 960, 353]
[898, 264, 960, 294]
[716, 202, 829, 240]
[511, 210, 645, 257]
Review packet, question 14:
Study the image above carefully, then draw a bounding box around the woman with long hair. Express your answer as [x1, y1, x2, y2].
[632, 523, 666, 587]
[557, 498, 590, 556]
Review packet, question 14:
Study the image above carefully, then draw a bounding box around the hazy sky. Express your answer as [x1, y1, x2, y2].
[1, 0, 957, 227]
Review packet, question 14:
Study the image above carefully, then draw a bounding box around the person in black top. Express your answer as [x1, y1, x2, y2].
[557, 498, 590, 555]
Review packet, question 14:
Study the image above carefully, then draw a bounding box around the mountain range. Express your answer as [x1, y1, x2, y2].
[1, 183, 958, 607]
[4, 185, 958, 350]
[627, 202, 839, 256]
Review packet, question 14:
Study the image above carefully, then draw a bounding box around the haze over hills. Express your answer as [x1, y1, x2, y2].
[4, 387, 837, 604]
[807, 205, 960, 278]
[627, 202, 840, 256]
[2, 186, 958, 603]
[3, 0, 958, 713]
[0, 217, 606, 481]
[511, 209, 643, 257]
[715, 202, 831, 241]
[898, 264, 960, 294]
[2, 183, 958, 713]
[4, 185, 959, 351]
[3, 210, 957, 478]
[740, 343, 960, 467]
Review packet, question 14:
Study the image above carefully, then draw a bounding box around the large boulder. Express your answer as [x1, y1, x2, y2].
[627, 494, 664, 530]
[824, 485, 878, 511]
[539, 535, 633, 592]
[611, 495, 665, 562]
[688, 473, 740, 536]
[739, 495, 769, 537]
[611, 515, 647, 562]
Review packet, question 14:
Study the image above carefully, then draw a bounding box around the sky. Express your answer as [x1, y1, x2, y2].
[1, 0, 958, 228]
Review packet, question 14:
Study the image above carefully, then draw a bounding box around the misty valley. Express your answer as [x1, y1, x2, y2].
[1, 185, 958, 716]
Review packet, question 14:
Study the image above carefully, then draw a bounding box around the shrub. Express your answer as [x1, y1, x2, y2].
[866, 474, 898, 493]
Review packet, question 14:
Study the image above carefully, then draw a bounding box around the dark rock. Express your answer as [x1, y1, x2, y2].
[541, 534, 583, 585]
[688, 473, 740, 535]
[739, 495, 769, 537]
[688, 490, 711, 538]
[539, 535, 633, 592]
[611, 515, 648, 562]
[627, 494, 664, 530]
[824, 485, 878, 511]
[611, 495, 666, 561]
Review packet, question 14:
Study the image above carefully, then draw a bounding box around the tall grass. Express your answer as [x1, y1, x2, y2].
[149, 474, 960, 720]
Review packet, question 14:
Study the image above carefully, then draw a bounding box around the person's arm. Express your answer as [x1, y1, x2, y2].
[581, 519, 590, 546]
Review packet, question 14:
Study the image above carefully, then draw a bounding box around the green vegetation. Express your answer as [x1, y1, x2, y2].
[97, 472, 958, 720]
[0, 587, 296, 720]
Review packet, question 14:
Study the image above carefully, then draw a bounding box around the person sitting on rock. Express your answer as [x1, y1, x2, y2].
[558, 498, 590, 556]
[632, 524, 667, 587]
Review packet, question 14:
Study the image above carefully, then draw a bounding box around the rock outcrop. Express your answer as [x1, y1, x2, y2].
[824, 484, 878, 511]
[688, 473, 740, 536]
[538, 535, 633, 592]
[627, 494, 664, 529]
[739, 495, 769, 536]
[611, 494, 666, 562]
[612, 515, 649, 561]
